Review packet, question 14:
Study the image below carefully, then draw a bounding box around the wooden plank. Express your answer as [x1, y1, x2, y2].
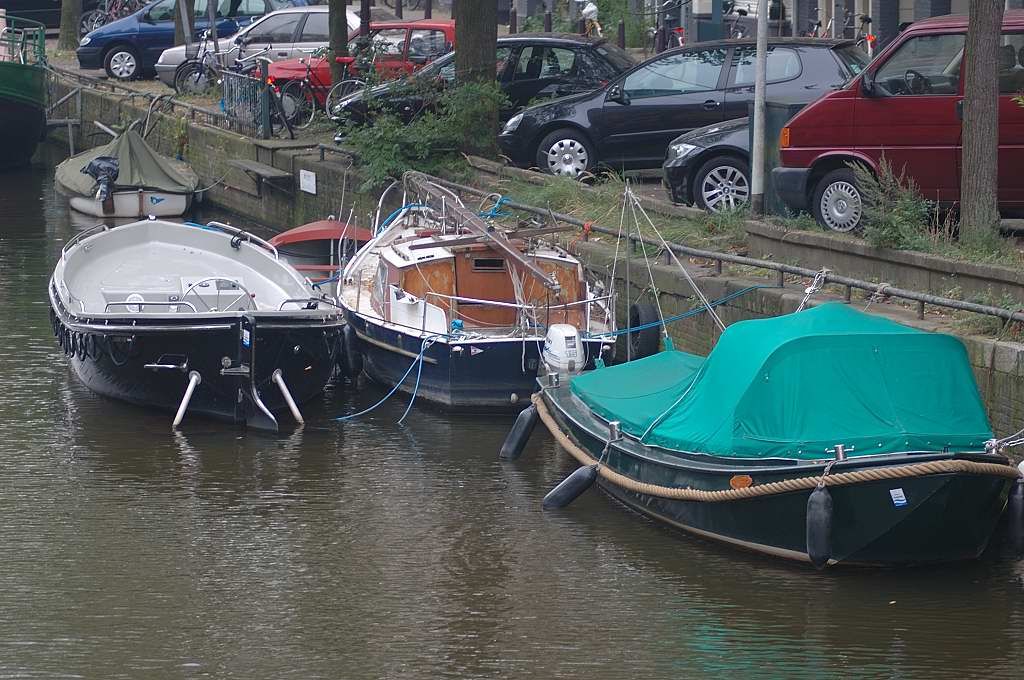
[228, 159, 292, 180]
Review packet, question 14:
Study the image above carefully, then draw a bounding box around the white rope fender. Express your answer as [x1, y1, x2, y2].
[531, 393, 1020, 502]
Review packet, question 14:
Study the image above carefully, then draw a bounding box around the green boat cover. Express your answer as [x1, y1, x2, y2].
[54, 130, 198, 196]
[571, 303, 993, 460]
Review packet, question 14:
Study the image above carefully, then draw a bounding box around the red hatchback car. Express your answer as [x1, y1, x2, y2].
[268, 19, 455, 104]
[773, 11, 1024, 232]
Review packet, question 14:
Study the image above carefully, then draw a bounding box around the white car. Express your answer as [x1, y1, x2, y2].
[155, 5, 359, 87]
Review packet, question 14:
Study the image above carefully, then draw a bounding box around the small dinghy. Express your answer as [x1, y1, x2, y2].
[55, 130, 199, 218]
[270, 218, 373, 283]
[516, 303, 1020, 567]
[339, 173, 615, 409]
[49, 219, 345, 431]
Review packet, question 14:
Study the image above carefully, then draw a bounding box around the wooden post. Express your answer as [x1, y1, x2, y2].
[578, 17, 585, 34]
[424, 0, 432, 19]
[395, 0, 402, 19]
[509, 6, 517, 32]
[360, 0, 371, 37]
[617, 19, 625, 48]
[544, 10, 552, 31]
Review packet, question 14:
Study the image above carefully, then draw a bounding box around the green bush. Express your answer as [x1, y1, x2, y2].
[851, 159, 932, 250]
[338, 80, 507, 189]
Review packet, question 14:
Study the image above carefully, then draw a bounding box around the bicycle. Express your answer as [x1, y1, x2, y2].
[279, 47, 367, 128]
[80, 0, 146, 36]
[174, 31, 237, 96]
[855, 15, 876, 58]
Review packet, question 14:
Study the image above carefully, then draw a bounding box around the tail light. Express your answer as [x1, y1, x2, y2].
[780, 126, 791, 148]
[866, 34, 876, 43]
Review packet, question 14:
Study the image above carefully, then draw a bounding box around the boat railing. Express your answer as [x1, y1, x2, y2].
[104, 300, 199, 313]
[0, 16, 46, 66]
[204, 221, 279, 260]
[278, 298, 321, 311]
[61, 224, 109, 261]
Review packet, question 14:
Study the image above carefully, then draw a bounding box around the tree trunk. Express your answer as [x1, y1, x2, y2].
[959, 0, 1002, 244]
[174, 0, 197, 47]
[58, 0, 81, 51]
[454, 0, 498, 155]
[330, 0, 350, 83]
[454, 0, 497, 84]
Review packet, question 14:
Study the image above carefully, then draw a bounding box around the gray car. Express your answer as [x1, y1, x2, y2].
[155, 5, 359, 87]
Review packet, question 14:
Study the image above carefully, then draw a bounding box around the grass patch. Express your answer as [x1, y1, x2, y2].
[469, 173, 744, 250]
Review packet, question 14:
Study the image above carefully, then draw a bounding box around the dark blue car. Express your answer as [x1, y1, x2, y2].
[77, 0, 294, 80]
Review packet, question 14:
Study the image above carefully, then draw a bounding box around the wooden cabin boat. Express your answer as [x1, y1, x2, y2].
[269, 218, 373, 283]
[522, 303, 1020, 567]
[339, 174, 614, 408]
[49, 219, 345, 431]
[0, 15, 46, 169]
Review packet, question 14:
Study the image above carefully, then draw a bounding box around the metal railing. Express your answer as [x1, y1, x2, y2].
[0, 15, 45, 66]
[432, 176, 1024, 327]
[220, 61, 271, 139]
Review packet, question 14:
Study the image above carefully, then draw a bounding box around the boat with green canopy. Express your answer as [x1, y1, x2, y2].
[519, 302, 1020, 567]
[0, 14, 46, 169]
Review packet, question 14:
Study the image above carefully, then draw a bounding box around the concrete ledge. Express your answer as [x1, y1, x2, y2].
[747, 221, 1024, 304]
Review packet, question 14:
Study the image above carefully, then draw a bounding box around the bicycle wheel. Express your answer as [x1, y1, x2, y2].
[281, 80, 316, 129]
[80, 10, 107, 36]
[325, 79, 365, 120]
[269, 91, 294, 139]
[175, 61, 219, 96]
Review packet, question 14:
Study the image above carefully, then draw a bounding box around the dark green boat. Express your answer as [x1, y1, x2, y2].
[525, 303, 1020, 567]
[0, 16, 46, 169]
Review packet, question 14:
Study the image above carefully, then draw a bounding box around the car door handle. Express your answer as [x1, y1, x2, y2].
[277, 51, 288, 58]
[702, 100, 721, 110]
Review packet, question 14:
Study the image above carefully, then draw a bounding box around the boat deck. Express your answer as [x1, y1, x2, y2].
[57, 221, 329, 317]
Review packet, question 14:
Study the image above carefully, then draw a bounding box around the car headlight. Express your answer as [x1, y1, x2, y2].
[669, 142, 698, 159]
[80, 36, 92, 46]
[503, 112, 524, 134]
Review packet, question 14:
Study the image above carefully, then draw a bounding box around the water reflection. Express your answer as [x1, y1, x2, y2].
[0, 143, 1023, 677]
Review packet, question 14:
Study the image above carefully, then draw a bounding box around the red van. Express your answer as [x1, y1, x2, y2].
[773, 11, 1024, 232]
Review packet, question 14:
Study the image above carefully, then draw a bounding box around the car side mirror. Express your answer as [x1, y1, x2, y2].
[860, 69, 876, 97]
[608, 84, 629, 105]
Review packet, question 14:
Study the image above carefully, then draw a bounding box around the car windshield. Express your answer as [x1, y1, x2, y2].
[833, 45, 870, 78]
[595, 43, 634, 71]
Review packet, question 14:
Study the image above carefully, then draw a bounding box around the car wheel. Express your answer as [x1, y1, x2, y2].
[535, 128, 595, 178]
[104, 45, 140, 80]
[812, 168, 864, 233]
[693, 155, 750, 213]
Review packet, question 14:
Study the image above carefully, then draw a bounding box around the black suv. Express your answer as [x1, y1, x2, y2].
[331, 33, 635, 127]
[498, 38, 869, 177]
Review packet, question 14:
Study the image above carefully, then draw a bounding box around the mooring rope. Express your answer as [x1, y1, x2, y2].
[531, 393, 1019, 502]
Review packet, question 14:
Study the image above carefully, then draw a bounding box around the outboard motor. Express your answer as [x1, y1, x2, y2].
[542, 324, 584, 375]
[81, 156, 119, 214]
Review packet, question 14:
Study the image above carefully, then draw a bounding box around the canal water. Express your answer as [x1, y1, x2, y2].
[3, 145, 1024, 679]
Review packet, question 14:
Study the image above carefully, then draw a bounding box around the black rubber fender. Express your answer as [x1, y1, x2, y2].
[628, 302, 661, 360]
[341, 324, 363, 378]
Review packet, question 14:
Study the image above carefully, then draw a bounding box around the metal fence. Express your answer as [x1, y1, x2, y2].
[220, 65, 270, 139]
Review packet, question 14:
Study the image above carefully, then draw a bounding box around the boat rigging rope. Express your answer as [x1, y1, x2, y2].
[796, 268, 829, 313]
[626, 183, 670, 342]
[627, 188, 727, 333]
[531, 393, 1020, 502]
[336, 336, 438, 423]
